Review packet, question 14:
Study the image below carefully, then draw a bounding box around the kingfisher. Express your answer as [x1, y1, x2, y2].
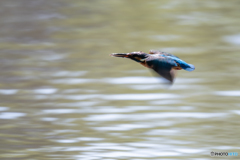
[110, 50, 195, 84]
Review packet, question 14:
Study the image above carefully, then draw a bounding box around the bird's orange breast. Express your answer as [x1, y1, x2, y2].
[173, 66, 182, 70]
[140, 61, 151, 68]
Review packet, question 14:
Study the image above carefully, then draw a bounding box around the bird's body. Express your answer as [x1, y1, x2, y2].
[110, 50, 195, 84]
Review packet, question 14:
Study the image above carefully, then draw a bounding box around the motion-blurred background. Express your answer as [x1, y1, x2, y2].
[0, 0, 239, 159]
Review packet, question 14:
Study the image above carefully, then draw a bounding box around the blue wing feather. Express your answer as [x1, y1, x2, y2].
[146, 57, 178, 83]
[165, 56, 195, 71]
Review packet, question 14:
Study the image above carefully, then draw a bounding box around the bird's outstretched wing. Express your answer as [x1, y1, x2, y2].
[146, 57, 177, 83]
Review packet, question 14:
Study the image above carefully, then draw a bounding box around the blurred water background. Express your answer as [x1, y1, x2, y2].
[0, 0, 240, 159]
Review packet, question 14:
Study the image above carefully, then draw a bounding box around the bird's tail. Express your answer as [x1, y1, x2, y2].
[184, 64, 195, 71]
[167, 56, 195, 72]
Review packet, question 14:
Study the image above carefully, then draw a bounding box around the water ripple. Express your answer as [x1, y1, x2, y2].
[105, 77, 201, 84]
[93, 124, 151, 131]
[42, 109, 76, 114]
[84, 112, 227, 122]
[52, 71, 87, 77]
[54, 137, 103, 144]
[223, 34, 240, 45]
[0, 112, 26, 119]
[0, 89, 18, 95]
[103, 77, 160, 84]
[144, 129, 179, 136]
[215, 91, 240, 96]
[230, 110, 240, 115]
[0, 106, 8, 111]
[80, 106, 159, 113]
[51, 78, 95, 84]
[34, 88, 57, 94]
[175, 148, 202, 154]
[63, 93, 179, 101]
[101, 93, 179, 100]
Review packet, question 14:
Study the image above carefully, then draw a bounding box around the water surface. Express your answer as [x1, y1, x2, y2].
[0, 0, 240, 159]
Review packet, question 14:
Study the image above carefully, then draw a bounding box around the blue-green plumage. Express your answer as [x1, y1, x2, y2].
[110, 50, 195, 83]
[163, 56, 195, 71]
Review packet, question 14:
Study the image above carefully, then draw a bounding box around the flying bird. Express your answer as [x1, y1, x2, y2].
[110, 50, 195, 84]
